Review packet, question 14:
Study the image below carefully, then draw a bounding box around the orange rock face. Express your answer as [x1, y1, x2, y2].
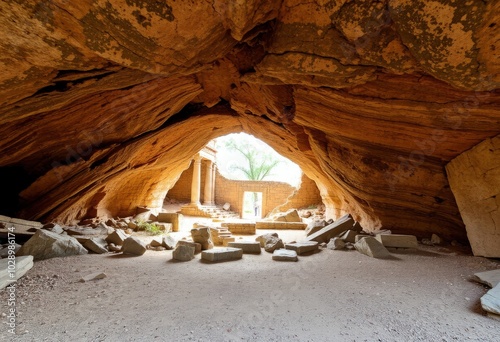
[0, 0, 499, 244]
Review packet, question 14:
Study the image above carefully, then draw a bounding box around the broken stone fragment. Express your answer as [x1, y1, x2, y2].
[285, 241, 318, 255]
[256, 233, 279, 248]
[108, 243, 121, 252]
[272, 249, 298, 261]
[327, 237, 345, 250]
[172, 245, 195, 261]
[17, 229, 87, 261]
[150, 238, 162, 247]
[264, 236, 284, 253]
[105, 229, 129, 246]
[354, 237, 392, 259]
[42, 223, 64, 234]
[305, 214, 354, 243]
[201, 247, 243, 262]
[305, 220, 327, 236]
[79, 272, 107, 283]
[191, 227, 214, 250]
[162, 235, 176, 250]
[83, 237, 108, 254]
[121, 236, 147, 256]
[339, 230, 358, 243]
[274, 209, 301, 222]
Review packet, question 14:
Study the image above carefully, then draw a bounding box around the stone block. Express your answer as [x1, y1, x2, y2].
[105, 229, 129, 246]
[228, 241, 261, 254]
[305, 220, 327, 236]
[173, 245, 195, 261]
[473, 269, 500, 288]
[355, 235, 370, 242]
[222, 237, 235, 246]
[375, 234, 418, 248]
[201, 247, 243, 262]
[327, 237, 345, 250]
[157, 213, 182, 232]
[255, 233, 278, 248]
[354, 237, 391, 259]
[17, 229, 87, 260]
[122, 236, 147, 256]
[191, 227, 214, 250]
[272, 249, 298, 261]
[285, 241, 319, 255]
[79, 272, 107, 283]
[150, 238, 162, 247]
[0, 255, 33, 290]
[340, 230, 358, 243]
[305, 214, 354, 243]
[176, 240, 201, 254]
[83, 237, 108, 254]
[481, 283, 500, 316]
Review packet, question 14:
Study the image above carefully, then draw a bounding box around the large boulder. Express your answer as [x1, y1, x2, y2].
[17, 229, 87, 260]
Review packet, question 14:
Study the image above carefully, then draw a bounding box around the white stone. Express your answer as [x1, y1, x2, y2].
[0, 255, 33, 290]
[201, 247, 243, 262]
[272, 249, 298, 261]
[79, 272, 107, 283]
[481, 283, 500, 316]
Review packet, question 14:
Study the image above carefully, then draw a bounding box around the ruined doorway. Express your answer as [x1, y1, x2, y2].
[242, 191, 263, 219]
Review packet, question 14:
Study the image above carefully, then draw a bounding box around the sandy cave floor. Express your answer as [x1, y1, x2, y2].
[1, 222, 500, 342]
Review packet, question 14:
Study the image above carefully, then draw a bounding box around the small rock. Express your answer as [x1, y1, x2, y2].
[431, 234, 442, 245]
[256, 233, 278, 248]
[222, 202, 231, 211]
[162, 235, 176, 250]
[264, 236, 284, 253]
[327, 237, 345, 250]
[79, 272, 107, 283]
[154, 246, 166, 251]
[150, 238, 162, 247]
[201, 247, 243, 262]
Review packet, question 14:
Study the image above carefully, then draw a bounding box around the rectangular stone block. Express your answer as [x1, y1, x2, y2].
[306, 214, 354, 243]
[201, 247, 243, 262]
[0, 255, 33, 290]
[272, 249, 298, 261]
[176, 240, 202, 254]
[228, 241, 261, 254]
[157, 213, 182, 232]
[354, 237, 391, 259]
[375, 234, 418, 248]
[285, 241, 319, 255]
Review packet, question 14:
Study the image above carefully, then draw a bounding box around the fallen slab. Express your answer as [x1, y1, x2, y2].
[375, 234, 418, 248]
[481, 283, 500, 316]
[327, 237, 345, 250]
[105, 229, 129, 246]
[176, 240, 201, 254]
[305, 214, 354, 243]
[227, 241, 261, 254]
[354, 237, 392, 259]
[83, 237, 108, 254]
[201, 247, 243, 262]
[0, 255, 34, 290]
[272, 249, 298, 262]
[473, 269, 500, 288]
[79, 272, 107, 283]
[17, 229, 87, 260]
[285, 241, 318, 255]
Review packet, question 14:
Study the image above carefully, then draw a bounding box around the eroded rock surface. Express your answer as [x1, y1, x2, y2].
[0, 1, 499, 249]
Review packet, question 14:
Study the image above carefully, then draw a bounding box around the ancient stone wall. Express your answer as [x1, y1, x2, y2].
[446, 135, 500, 258]
[275, 174, 323, 212]
[167, 159, 211, 204]
[214, 172, 296, 218]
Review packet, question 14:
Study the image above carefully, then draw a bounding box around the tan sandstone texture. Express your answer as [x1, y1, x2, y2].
[0, 1, 498, 255]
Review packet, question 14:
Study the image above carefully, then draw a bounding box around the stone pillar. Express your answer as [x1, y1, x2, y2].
[211, 163, 216, 204]
[203, 160, 213, 205]
[190, 155, 202, 206]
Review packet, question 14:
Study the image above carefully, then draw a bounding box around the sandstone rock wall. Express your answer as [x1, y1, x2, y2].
[0, 0, 499, 247]
[446, 136, 500, 257]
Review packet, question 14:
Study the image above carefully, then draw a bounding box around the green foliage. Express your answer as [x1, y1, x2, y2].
[224, 138, 280, 181]
[137, 221, 163, 235]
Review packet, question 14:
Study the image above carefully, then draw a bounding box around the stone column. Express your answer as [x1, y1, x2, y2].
[211, 163, 216, 204]
[190, 155, 202, 206]
[203, 160, 213, 205]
